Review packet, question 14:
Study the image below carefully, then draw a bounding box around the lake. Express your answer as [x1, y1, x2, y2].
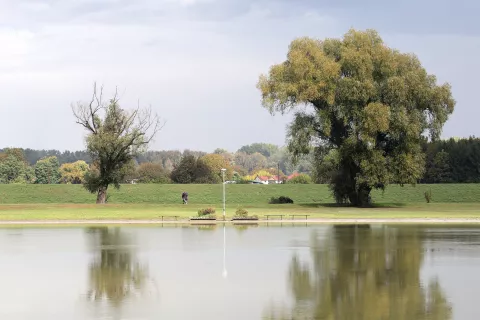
[0, 223, 479, 319]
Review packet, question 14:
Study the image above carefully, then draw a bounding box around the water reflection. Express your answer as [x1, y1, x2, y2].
[194, 224, 218, 231]
[233, 223, 259, 234]
[85, 227, 150, 306]
[265, 225, 452, 320]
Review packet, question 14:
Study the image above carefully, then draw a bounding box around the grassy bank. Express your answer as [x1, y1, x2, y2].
[1, 184, 480, 222]
[1, 183, 480, 205]
[1, 203, 480, 221]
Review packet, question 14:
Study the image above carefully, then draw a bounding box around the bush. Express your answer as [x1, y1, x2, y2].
[424, 189, 432, 203]
[198, 207, 216, 216]
[232, 207, 258, 220]
[287, 173, 312, 184]
[235, 207, 249, 217]
[136, 162, 171, 183]
[269, 196, 294, 204]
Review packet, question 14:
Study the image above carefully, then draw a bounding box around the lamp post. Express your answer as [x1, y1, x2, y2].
[221, 168, 226, 220]
[277, 163, 280, 184]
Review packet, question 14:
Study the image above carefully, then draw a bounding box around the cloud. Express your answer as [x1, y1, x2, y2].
[0, 0, 479, 152]
[0, 28, 34, 70]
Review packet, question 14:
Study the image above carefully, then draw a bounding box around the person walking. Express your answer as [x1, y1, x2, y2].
[181, 191, 188, 204]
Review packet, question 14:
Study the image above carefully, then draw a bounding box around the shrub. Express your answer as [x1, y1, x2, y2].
[235, 207, 249, 217]
[136, 162, 171, 183]
[287, 173, 312, 184]
[269, 196, 294, 204]
[191, 213, 217, 220]
[424, 189, 432, 203]
[232, 207, 258, 220]
[198, 207, 216, 216]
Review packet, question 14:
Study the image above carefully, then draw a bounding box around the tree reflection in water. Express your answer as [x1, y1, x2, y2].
[85, 227, 149, 307]
[264, 225, 452, 320]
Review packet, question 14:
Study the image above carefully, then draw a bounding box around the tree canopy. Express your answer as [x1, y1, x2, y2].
[72, 83, 163, 203]
[34, 156, 61, 184]
[59, 160, 89, 184]
[170, 153, 233, 184]
[257, 29, 455, 206]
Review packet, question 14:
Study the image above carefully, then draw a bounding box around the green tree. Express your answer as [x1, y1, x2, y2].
[213, 148, 228, 154]
[136, 162, 170, 183]
[0, 154, 34, 184]
[72, 84, 163, 203]
[170, 155, 198, 183]
[426, 150, 452, 183]
[234, 152, 268, 173]
[238, 143, 279, 157]
[257, 29, 455, 206]
[311, 148, 340, 184]
[0, 148, 27, 163]
[34, 156, 61, 184]
[287, 173, 312, 184]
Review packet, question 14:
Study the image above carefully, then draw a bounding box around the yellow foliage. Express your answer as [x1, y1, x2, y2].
[252, 169, 274, 178]
[199, 154, 233, 180]
[59, 160, 89, 184]
[362, 102, 390, 136]
[256, 28, 456, 205]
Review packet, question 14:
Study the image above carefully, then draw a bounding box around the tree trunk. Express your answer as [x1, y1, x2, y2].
[96, 187, 108, 204]
[348, 184, 372, 207]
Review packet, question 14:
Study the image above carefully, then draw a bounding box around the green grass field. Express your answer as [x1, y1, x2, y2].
[0, 183, 480, 221]
[1, 183, 480, 204]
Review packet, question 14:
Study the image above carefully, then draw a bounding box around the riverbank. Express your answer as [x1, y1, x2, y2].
[1, 183, 480, 204]
[1, 203, 480, 223]
[0, 218, 479, 226]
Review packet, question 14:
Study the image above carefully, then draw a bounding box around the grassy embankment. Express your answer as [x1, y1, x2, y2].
[0, 184, 480, 221]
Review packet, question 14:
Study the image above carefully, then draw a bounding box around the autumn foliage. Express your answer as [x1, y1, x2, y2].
[258, 29, 455, 206]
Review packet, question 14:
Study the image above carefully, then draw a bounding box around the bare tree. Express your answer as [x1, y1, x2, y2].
[72, 83, 164, 203]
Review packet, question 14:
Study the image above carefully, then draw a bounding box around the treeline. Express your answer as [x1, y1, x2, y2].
[1, 137, 479, 185]
[421, 137, 480, 183]
[0, 143, 313, 184]
[4, 144, 313, 176]
[312, 137, 480, 185]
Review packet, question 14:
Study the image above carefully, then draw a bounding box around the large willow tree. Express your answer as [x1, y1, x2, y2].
[257, 29, 455, 206]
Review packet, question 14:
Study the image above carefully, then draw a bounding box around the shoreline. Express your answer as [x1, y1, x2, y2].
[1, 218, 480, 226]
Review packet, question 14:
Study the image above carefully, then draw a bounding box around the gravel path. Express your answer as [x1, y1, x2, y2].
[0, 218, 480, 225]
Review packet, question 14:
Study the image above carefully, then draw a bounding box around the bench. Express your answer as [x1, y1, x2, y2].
[290, 214, 310, 220]
[265, 214, 285, 221]
[160, 215, 179, 221]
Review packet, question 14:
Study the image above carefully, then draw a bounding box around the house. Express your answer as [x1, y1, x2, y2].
[252, 175, 282, 184]
[267, 175, 282, 184]
[252, 175, 269, 184]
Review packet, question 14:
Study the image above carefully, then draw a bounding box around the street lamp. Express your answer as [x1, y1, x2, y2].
[221, 168, 226, 220]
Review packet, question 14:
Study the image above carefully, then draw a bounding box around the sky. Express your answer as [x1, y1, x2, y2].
[0, 0, 478, 153]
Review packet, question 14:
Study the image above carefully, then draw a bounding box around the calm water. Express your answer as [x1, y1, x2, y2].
[0, 224, 480, 319]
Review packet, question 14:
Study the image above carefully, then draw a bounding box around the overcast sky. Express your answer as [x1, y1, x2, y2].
[0, 0, 478, 153]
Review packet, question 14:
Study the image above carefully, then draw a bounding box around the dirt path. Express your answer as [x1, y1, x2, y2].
[0, 218, 480, 225]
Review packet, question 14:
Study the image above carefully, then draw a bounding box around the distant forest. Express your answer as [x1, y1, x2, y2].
[0, 142, 313, 179]
[1, 137, 480, 184]
[14, 145, 311, 175]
